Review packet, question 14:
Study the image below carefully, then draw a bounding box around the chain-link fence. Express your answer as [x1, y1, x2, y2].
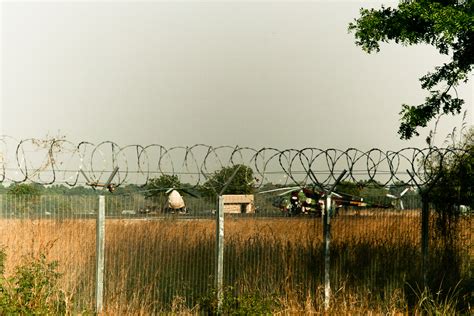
[0, 195, 98, 310]
[0, 193, 472, 313]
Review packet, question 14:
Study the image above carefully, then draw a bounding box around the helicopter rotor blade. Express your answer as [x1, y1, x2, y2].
[278, 188, 300, 196]
[180, 187, 201, 198]
[400, 188, 410, 197]
[332, 192, 342, 198]
[256, 186, 300, 194]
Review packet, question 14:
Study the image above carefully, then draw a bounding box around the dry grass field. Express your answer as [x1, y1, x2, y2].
[0, 212, 472, 314]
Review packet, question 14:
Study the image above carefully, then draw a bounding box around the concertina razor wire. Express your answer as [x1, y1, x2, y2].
[0, 135, 469, 190]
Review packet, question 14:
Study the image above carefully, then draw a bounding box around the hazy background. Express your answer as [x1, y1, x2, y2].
[1, 0, 472, 150]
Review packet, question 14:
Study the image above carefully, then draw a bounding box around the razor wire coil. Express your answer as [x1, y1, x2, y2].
[0, 136, 469, 189]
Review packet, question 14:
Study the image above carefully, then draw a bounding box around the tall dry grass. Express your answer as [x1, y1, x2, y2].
[0, 213, 472, 314]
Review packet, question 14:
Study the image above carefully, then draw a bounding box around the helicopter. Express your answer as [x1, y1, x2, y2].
[165, 188, 187, 213]
[141, 186, 200, 214]
[260, 185, 389, 217]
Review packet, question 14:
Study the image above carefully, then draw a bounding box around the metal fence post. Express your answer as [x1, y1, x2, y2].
[96, 195, 105, 313]
[323, 194, 332, 310]
[407, 168, 438, 290]
[317, 170, 346, 310]
[421, 195, 429, 288]
[216, 195, 225, 310]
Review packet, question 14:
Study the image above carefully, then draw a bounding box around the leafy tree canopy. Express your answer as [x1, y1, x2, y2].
[43, 184, 70, 195]
[428, 126, 473, 213]
[335, 180, 388, 200]
[336, 181, 362, 197]
[65, 186, 98, 195]
[202, 164, 255, 196]
[144, 174, 182, 198]
[349, 0, 473, 139]
[113, 184, 142, 195]
[7, 183, 43, 196]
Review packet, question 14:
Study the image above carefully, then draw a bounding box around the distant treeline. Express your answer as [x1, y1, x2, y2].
[0, 183, 143, 196]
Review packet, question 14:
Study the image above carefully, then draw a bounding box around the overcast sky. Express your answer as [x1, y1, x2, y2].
[1, 0, 472, 150]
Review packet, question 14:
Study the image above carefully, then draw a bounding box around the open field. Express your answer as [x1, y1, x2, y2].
[0, 212, 472, 314]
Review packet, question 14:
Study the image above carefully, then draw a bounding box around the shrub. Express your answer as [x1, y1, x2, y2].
[0, 249, 69, 315]
[198, 286, 276, 315]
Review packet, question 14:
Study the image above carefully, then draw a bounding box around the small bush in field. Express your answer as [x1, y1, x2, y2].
[198, 287, 276, 315]
[410, 282, 472, 316]
[0, 249, 68, 315]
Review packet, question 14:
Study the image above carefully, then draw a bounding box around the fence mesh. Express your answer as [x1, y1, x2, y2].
[0, 195, 98, 311]
[0, 194, 471, 313]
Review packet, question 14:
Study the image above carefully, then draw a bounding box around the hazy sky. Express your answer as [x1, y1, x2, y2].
[1, 0, 472, 150]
